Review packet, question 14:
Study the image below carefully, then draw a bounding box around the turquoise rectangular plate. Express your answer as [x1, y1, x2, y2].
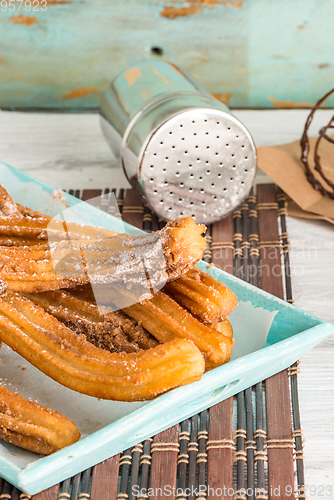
[0, 162, 333, 495]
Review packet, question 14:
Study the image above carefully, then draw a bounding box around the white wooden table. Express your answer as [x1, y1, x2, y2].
[1, 109, 333, 489]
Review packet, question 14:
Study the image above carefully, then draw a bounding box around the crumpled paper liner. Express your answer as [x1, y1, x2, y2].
[257, 134, 334, 223]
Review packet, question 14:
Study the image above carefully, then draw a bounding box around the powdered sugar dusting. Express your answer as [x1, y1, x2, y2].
[51, 190, 68, 207]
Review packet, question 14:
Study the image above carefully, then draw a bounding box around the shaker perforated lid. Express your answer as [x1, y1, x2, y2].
[100, 61, 256, 224]
[139, 108, 256, 224]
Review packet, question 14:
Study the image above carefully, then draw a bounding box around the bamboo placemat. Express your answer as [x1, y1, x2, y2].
[0, 184, 306, 500]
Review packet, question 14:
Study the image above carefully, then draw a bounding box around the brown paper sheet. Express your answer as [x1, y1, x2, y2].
[287, 201, 334, 225]
[257, 135, 334, 220]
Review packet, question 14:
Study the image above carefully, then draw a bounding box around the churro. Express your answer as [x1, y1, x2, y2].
[0, 215, 117, 246]
[68, 276, 235, 371]
[0, 217, 206, 293]
[25, 289, 158, 353]
[120, 290, 234, 370]
[0, 186, 206, 292]
[0, 384, 80, 455]
[164, 267, 238, 323]
[0, 291, 205, 401]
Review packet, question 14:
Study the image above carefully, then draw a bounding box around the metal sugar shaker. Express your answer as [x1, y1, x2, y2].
[100, 60, 256, 224]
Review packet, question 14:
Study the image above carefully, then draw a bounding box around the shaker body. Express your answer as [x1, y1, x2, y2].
[100, 60, 256, 224]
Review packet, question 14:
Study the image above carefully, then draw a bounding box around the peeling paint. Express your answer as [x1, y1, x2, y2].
[169, 64, 184, 77]
[268, 96, 314, 109]
[124, 67, 142, 86]
[160, 0, 242, 19]
[141, 90, 150, 100]
[0, 57, 6, 63]
[8, 14, 39, 25]
[63, 87, 100, 100]
[46, 0, 70, 4]
[150, 65, 170, 84]
[161, 3, 198, 17]
[212, 91, 231, 105]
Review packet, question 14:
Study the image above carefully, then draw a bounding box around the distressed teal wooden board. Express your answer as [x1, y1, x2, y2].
[0, 0, 334, 109]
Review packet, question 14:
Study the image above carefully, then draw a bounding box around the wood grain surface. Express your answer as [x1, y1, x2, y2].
[90, 456, 120, 500]
[31, 484, 59, 499]
[149, 426, 179, 500]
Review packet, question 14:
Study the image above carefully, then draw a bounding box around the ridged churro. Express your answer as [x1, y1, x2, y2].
[164, 267, 238, 324]
[0, 185, 117, 247]
[25, 289, 158, 353]
[0, 384, 80, 455]
[68, 278, 234, 370]
[0, 215, 118, 242]
[0, 217, 206, 293]
[0, 291, 205, 401]
[120, 290, 234, 370]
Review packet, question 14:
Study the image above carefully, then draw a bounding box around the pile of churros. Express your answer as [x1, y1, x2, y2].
[0, 185, 237, 455]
